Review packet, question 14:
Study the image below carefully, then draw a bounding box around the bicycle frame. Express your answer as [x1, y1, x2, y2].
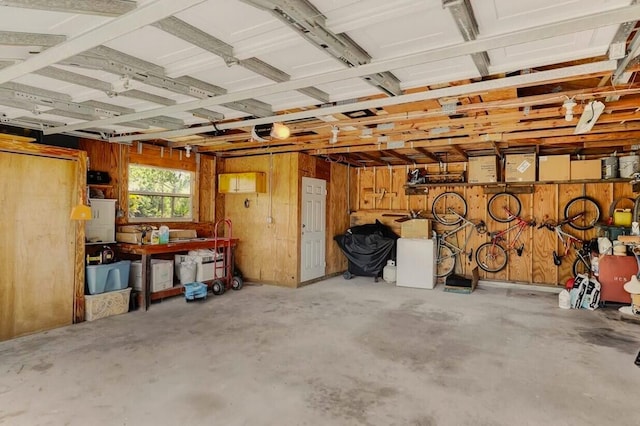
[435, 208, 486, 276]
[488, 208, 534, 253]
[437, 212, 482, 257]
[538, 218, 591, 275]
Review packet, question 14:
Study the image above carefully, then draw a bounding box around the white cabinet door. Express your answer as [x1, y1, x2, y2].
[86, 199, 116, 243]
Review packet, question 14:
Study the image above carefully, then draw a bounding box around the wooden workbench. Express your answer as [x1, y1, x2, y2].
[117, 238, 238, 310]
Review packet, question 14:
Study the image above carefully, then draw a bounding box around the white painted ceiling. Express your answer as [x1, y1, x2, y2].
[0, 0, 636, 144]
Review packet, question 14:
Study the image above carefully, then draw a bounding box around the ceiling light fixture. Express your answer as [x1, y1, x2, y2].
[251, 122, 291, 142]
[185, 144, 192, 158]
[562, 97, 577, 121]
[574, 100, 605, 134]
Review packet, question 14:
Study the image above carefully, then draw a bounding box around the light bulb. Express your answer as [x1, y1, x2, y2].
[271, 122, 290, 139]
[185, 144, 192, 158]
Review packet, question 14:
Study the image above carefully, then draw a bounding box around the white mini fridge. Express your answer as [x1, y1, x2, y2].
[396, 238, 436, 289]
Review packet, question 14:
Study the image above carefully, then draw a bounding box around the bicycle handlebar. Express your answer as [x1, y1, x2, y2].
[537, 222, 556, 231]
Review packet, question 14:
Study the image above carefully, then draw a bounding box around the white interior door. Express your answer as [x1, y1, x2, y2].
[301, 177, 326, 282]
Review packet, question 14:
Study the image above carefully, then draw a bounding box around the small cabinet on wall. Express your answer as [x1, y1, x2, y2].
[218, 172, 266, 193]
[86, 198, 116, 244]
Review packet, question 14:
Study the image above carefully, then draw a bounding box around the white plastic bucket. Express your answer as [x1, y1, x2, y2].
[618, 155, 640, 178]
[558, 289, 571, 309]
[179, 261, 197, 285]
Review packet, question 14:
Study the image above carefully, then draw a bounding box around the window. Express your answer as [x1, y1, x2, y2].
[128, 164, 194, 221]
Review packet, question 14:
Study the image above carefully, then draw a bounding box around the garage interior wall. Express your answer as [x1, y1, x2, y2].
[353, 162, 635, 286]
[0, 138, 86, 341]
[79, 140, 353, 287]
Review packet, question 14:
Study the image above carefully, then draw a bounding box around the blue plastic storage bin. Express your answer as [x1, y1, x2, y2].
[86, 260, 131, 295]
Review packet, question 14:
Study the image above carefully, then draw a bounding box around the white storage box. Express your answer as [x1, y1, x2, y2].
[396, 238, 436, 289]
[175, 250, 224, 282]
[129, 260, 174, 292]
[84, 288, 131, 321]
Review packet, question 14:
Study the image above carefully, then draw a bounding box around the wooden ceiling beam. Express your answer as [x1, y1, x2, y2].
[187, 84, 640, 149]
[355, 151, 387, 167]
[414, 146, 440, 162]
[381, 150, 415, 165]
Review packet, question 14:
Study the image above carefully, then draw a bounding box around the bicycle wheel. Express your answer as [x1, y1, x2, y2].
[435, 245, 456, 277]
[487, 192, 521, 223]
[564, 196, 600, 230]
[475, 242, 508, 273]
[572, 256, 591, 277]
[633, 196, 640, 224]
[432, 192, 467, 225]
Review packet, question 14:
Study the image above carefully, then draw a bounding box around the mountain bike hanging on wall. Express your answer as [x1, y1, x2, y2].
[536, 196, 601, 276]
[432, 192, 487, 277]
[475, 193, 536, 273]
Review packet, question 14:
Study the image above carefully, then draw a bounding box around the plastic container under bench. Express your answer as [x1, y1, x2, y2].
[129, 259, 174, 292]
[85, 260, 131, 295]
[84, 288, 131, 321]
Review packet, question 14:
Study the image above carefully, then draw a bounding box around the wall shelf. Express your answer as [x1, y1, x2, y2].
[404, 178, 633, 195]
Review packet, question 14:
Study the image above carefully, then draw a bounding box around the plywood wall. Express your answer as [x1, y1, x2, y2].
[1, 140, 85, 340]
[354, 164, 636, 286]
[220, 153, 353, 287]
[222, 153, 300, 287]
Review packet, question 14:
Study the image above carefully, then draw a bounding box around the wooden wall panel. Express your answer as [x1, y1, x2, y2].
[465, 186, 488, 279]
[508, 192, 533, 283]
[199, 154, 216, 223]
[354, 165, 636, 286]
[532, 185, 558, 284]
[1, 143, 83, 340]
[392, 166, 409, 211]
[223, 154, 299, 287]
[326, 162, 350, 275]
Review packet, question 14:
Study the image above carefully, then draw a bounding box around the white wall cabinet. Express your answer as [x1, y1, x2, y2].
[86, 199, 116, 244]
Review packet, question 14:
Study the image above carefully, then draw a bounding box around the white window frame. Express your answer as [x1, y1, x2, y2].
[127, 164, 195, 223]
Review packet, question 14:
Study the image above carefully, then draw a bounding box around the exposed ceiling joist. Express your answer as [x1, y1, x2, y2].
[0, 30, 66, 47]
[34, 66, 113, 93]
[153, 16, 330, 103]
[382, 149, 415, 164]
[613, 27, 640, 83]
[0, 0, 137, 16]
[355, 151, 387, 167]
[442, 0, 490, 76]
[104, 60, 619, 143]
[243, 0, 403, 96]
[40, 0, 640, 137]
[414, 147, 440, 162]
[61, 47, 271, 118]
[0, 0, 208, 84]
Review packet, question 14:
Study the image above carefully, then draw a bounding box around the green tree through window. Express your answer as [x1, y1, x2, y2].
[128, 164, 193, 220]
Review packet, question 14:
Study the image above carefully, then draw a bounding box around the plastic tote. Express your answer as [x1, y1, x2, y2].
[179, 260, 197, 285]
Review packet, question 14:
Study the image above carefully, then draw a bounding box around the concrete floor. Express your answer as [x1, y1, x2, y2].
[1, 277, 639, 426]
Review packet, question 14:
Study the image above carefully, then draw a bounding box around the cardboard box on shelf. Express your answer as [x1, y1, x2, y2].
[401, 219, 432, 239]
[570, 160, 601, 180]
[468, 156, 499, 183]
[116, 232, 145, 244]
[169, 229, 197, 240]
[538, 155, 570, 181]
[505, 153, 536, 182]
